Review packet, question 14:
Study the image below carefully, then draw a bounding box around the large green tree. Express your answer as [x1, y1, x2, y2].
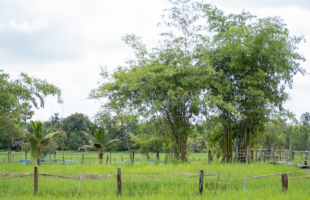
[0, 70, 62, 119]
[89, 0, 211, 162]
[198, 3, 306, 162]
[0, 70, 62, 152]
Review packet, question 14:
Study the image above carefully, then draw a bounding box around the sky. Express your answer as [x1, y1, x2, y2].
[1, 0, 309, 122]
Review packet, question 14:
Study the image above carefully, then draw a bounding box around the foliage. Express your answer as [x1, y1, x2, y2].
[0, 70, 63, 151]
[41, 142, 58, 158]
[187, 136, 204, 156]
[255, 117, 286, 149]
[0, 117, 22, 150]
[0, 70, 62, 119]
[197, 2, 306, 162]
[23, 121, 66, 165]
[129, 133, 163, 159]
[89, 0, 212, 162]
[79, 128, 121, 164]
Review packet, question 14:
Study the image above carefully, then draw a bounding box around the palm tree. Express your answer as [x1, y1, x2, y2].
[23, 121, 66, 165]
[79, 128, 121, 164]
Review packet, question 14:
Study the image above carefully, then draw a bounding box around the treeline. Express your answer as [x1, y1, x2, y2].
[1, 111, 309, 159]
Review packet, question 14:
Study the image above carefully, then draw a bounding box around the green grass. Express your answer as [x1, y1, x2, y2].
[0, 151, 310, 199]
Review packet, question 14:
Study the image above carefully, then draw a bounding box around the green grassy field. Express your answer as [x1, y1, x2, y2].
[0, 151, 310, 199]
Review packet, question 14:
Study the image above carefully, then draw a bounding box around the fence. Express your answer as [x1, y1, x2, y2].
[237, 145, 310, 167]
[0, 151, 210, 165]
[0, 151, 166, 165]
[1, 167, 310, 197]
[2, 148, 310, 166]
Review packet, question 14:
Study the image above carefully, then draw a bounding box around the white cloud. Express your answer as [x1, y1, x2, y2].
[0, 23, 3, 29]
[9, 18, 48, 32]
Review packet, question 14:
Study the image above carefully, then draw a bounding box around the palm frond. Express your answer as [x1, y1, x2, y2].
[29, 139, 38, 160]
[81, 131, 96, 142]
[41, 131, 66, 146]
[24, 131, 39, 146]
[94, 128, 108, 146]
[42, 130, 66, 140]
[93, 143, 103, 149]
[105, 139, 121, 147]
[78, 145, 93, 151]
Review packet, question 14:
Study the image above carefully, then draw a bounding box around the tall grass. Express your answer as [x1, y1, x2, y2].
[0, 152, 310, 199]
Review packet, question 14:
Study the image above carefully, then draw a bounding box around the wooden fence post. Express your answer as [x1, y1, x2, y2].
[76, 170, 84, 197]
[199, 170, 204, 195]
[121, 155, 123, 162]
[106, 155, 109, 165]
[228, 173, 231, 193]
[264, 147, 267, 163]
[34, 167, 38, 195]
[285, 149, 287, 163]
[289, 144, 292, 162]
[215, 172, 220, 195]
[243, 178, 246, 191]
[282, 173, 288, 192]
[271, 147, 274, 163]
[246, 146, 249, 164]
[8, 152, 10, 163]
[82, 154, 84, 164]
[236, 146, 238, 162]
[208, 150, 211, 163]
[305, 150, 308, 166]
[258, 146, 262, 162]
[193, 157, 195, 161]
[117, 168, 122, 196]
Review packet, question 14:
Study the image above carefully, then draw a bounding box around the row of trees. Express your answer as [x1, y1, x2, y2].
[0, 0, 307, 164]
[3, 110, 310, 164]
[88, 0, 306, 162]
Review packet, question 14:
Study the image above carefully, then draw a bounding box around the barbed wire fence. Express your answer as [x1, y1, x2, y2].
[1, 168, 310, 197]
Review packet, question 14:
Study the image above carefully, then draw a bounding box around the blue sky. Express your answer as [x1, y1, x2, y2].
[1, 0, 309, 121]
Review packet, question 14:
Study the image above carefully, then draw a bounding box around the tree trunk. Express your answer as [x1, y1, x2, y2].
[125, 136, 133, 164]
[99, 150, 103, 164]
[157, 147, 159, 161]
[37, 149, 41, 165]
